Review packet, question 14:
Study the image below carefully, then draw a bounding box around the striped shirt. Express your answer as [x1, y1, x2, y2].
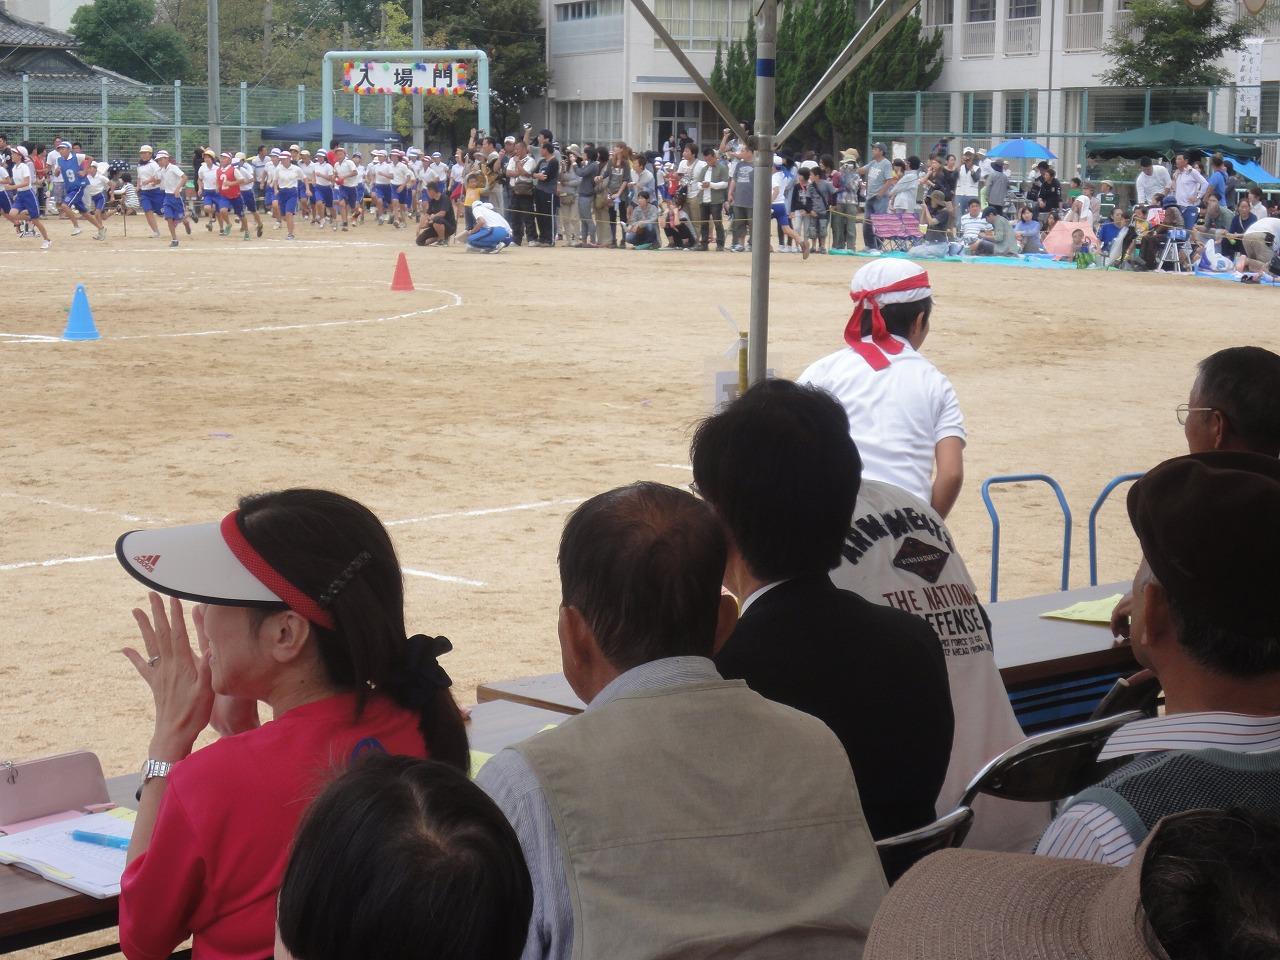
[1036, 712, 1280, 865]
[475, 657, 723, 960]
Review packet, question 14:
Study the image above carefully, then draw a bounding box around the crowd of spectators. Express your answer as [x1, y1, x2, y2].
[103, 249, 1280, 959]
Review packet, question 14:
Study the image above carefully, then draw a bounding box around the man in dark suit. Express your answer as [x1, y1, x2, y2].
[691, 380, 954, 843]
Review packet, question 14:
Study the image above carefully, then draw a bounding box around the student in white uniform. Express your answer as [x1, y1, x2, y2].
[331, 146, 358, 231]
[798, 259, 966, 518]
[311, 150, 335, 227]
[136, 144, 165, 238]
[234, 152, 263, 237]
[372, 150, 393, 222]
[273, 152, 302, 239]
[154, 150, 188, 247]
[297, 149, 313, 220]
[79, 157, 110, 240]
[198, 149, 219, 229]
[5, 145, 51, 248]
[389, 149, 411, 228]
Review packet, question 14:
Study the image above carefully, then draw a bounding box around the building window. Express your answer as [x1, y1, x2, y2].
[1008, 0, 1038, 18]
[1003, 91, 1037, 133]
[555, 99, 624, 147]
[923, 0, 954, 24]
[554, 0, 623, 20]
[967, 92, 993, 133]
[654, 0, 752, 50]
[966, 0, 995, 22]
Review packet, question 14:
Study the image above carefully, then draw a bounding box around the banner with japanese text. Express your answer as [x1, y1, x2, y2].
[343, 61, 469, 95]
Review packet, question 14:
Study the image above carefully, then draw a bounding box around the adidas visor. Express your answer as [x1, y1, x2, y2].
[117, 512, 335, 628]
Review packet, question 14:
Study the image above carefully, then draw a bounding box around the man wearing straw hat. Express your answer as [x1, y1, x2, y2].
[831, 147, 860, 252]
[865, 807, 1280, 959]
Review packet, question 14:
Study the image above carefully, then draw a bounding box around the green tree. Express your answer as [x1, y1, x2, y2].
[1100, 0, 1252, 87]
[70, 0, 191, 82]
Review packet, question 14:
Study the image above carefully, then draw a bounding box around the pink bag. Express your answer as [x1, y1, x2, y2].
[0, 750, 112, 834]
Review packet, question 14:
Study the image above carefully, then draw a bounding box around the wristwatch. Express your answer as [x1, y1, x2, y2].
[135, 758, 174, 801]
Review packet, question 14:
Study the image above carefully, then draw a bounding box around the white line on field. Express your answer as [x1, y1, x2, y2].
[401, 567, 487, 587]
[0, 492, 172, 524]
[0, 289, 463, 345]
[0, 554, 114, 572]
[385, 497, 587, 527]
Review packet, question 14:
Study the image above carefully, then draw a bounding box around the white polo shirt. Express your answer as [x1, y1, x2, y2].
[198, 161, 219, 191]
[275, 163, 301, 189]
[798, 335, 965, 504]
[158, 163, 185, 194]
[473, 205, 511, 232]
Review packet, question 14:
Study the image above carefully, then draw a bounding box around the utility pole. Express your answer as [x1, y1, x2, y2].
[748, 0, 777, 385]
[412, 0, 425, 151]
[207, 0, 221, 153]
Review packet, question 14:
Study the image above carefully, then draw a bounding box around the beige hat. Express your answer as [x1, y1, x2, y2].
[865, 836, 1160, 960]
[840, 147, 860, 162]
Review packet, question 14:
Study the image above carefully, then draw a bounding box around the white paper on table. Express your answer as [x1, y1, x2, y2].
[0, 807, 135, 897]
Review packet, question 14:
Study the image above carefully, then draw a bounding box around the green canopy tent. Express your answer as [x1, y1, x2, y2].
[1083, 121, 1261, 160]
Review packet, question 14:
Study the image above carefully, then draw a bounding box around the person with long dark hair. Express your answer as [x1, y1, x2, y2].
[113, 488, 468, 960]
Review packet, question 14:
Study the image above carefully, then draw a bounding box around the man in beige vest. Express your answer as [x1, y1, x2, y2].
[477, 482, 887, 960]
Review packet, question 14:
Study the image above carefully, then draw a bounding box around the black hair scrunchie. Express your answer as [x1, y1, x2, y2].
[395, 634, 454, 708]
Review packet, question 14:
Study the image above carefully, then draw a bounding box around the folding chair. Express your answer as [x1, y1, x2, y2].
[870, 212, 921, 252]
[1089, 669, 1162, 721]
[1158, 228, 1189, 272]
[874, 806, 973, 885]
[960, 710, 1145, 817]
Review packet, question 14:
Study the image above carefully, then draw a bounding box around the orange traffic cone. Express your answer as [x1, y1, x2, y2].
[391, 252, 415, 292]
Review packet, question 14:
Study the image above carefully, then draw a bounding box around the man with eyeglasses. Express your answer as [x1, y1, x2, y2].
[1111, 345, 1280, 640]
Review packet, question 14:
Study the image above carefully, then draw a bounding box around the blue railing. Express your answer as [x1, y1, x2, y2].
[981, 474, 1072, 603]
[1087, 472, 1145, 585]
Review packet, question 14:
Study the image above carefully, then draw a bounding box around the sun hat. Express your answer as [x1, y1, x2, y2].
[220, 151, 233, 159]
[864, 828, 1162, 959]
[13, 145, 28, 158]
[1161, 194, 1179, 207]
[155, 150, 170, 159]
[234, 152, 246, 161]
[203, 148, 216, 157]
[117, 511, 335, 629]
[962, 145, 975, 155]
[289, 144, 300, 151]
[300, 149, 311, 156]
[139, 144, 153, 153]
[431, 151, 441, 158]
[840, 147, 860, 162]
[567, 143, 581, 155]
[269, 148, 282, 156]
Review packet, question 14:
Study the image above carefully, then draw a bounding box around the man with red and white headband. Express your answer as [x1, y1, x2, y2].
[798, 259, 966, 517]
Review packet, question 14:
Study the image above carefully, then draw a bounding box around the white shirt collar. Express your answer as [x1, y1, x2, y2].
[739, 579, 788, 616]
[1099, 711, 1280, 760]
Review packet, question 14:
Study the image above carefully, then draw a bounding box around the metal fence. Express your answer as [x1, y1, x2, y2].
[869, 84, 1280, 189]
[0, 78, 399, 164]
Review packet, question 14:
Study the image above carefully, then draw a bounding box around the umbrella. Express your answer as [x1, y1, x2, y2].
[1082, 121, 1261, 160]
[259, 117, 399, 144]
[1042, 219, 1099, 258]
[987, 138, 1056, 160]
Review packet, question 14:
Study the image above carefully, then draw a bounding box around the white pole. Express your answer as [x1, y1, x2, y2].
[749, 0, 777, 386]
[207, 0, 221, 153]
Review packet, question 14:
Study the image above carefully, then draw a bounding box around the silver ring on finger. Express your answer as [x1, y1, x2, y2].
[148, 656, 161, 667]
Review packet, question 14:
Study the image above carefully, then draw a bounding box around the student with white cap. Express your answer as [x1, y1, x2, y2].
[136, 144, 165, 237]
[5, 145, 52, 248]
[274, 150, 302, 239]
[371, 149, 393, 223]
[798, 259, 965, 517]
[459, 200, 512, 252]
[233, 151, 263, 238]
[331, 145, 358, 231]
[112, 488, 467, 960]
[154, 150, 189, 247]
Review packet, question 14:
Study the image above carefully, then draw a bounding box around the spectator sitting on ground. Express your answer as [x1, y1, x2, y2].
[692, 380, 953, 857]
[867, 808, 1280, 960]
[1111, 346, 1280, 637]
[623, 189, 658, 248]
[661, 195, 696, 248]
[1013, 205, 1043, 252]
[275, 754, 531, 960]
[477, 482, 888, 959]
[1222, 195, 1256, 260]
[1038, 452, 1280, 865]
[919, 189, 952, 244]
[1096, 207, 1134, 264]
[967, 205, 1018, 256]
[798, 259, 966, 517]
[113, 489, 468, 960]
[957, 198, 990, 247]
[1069, 228, 1091, 258]
[1236, 209, 1280, 275]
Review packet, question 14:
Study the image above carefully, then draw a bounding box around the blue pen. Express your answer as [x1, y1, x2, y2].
[70, 830, 130, 850]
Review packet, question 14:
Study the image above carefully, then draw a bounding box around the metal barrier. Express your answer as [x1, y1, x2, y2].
[1087, 472, 1144, 586]
[981, 473, 1072, 603]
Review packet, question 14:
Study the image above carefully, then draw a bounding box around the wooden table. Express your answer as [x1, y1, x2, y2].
[0, 700, 568, 955]
[475, 582, 1140, 716]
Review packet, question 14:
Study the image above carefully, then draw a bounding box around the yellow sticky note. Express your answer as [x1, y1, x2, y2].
[106, 807, 137, 822]
[1040, 594, 1124, 624]
[469, 749, 494, 778]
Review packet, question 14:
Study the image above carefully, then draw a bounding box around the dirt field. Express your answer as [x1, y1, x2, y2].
[2, 224, 1271, 788]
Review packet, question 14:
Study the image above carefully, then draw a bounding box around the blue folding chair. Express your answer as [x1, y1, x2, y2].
[981, 474, 1072, 603]
[1088, 473, 1144, 586]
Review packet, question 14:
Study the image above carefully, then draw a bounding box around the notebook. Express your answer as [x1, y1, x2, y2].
[0, 807, 136, 898]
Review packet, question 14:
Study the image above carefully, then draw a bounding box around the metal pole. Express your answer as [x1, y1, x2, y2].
[749, 0, 777, 386]
[21, 74, 30, 140]
[240, 81, 247, 153]
[100, 78, 109, 161]
[412, 0, 424, 151]
[174, 80, 183, 161]
[298, 84, 306, 123]
[207, 0, 221, 153]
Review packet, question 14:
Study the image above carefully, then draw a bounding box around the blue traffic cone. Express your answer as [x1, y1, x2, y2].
[62, 284, 100, 341]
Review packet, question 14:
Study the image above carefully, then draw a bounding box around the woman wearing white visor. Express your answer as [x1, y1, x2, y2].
[113, 488, 467, 960]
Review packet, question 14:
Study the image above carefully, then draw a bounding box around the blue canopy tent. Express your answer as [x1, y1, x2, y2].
[259, 117, 399, 144]
[1225, 156, 1280, 186]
